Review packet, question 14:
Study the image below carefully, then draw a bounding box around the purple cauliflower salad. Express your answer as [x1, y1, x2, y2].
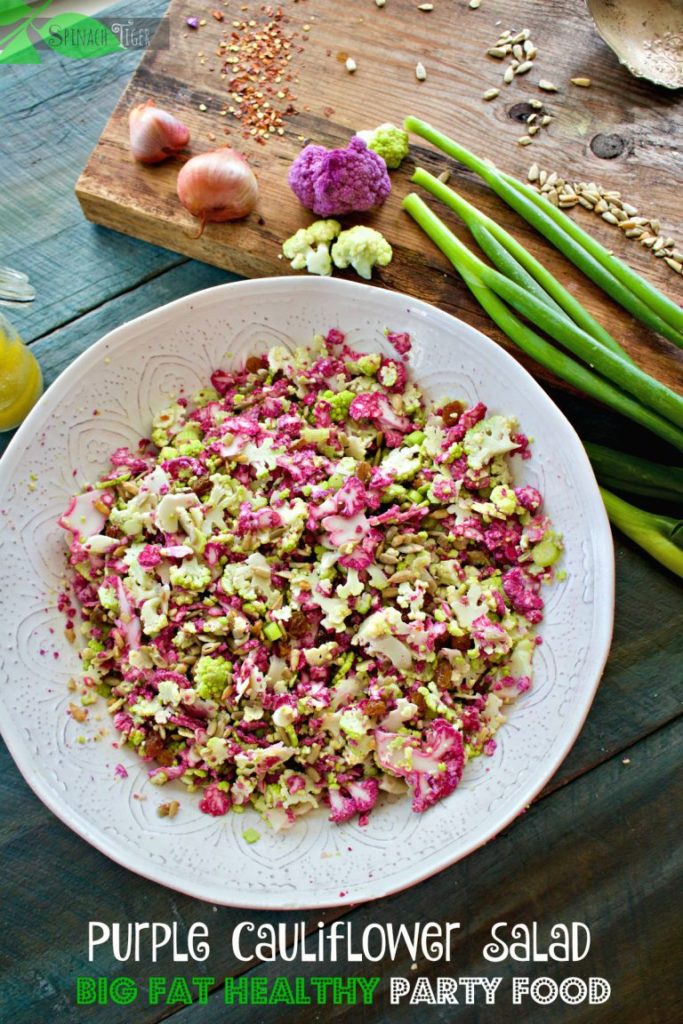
[59, 329, 562, 831]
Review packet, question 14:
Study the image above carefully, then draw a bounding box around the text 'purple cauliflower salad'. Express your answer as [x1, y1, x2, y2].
[58, 330, 562, 831]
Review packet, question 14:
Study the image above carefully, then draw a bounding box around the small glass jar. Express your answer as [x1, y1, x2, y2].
[0, 312, 43, 432]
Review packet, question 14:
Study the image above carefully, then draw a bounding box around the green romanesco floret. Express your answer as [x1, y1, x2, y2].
[331, 226, 393, 280]
[357, 123, 410, 169]
[193, 655, 231, 699]
[282, 219, 342, 276]
[320, 388, 355, 422]
[168, 558, 212, 592]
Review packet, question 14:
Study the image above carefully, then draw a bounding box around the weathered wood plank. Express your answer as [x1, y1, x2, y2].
[75, 0, 683, 391]
[157, 719, 683, 1024]
[0, 0, 180, 344]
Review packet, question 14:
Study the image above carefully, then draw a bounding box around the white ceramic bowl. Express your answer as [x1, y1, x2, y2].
[0, 277, 614, 908]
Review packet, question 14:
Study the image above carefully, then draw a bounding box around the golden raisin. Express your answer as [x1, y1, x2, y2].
[440, 400, 465, 426]
[357, 461, 372, 483]
[364, 700, 387, 717]
[436, 658, 452, 688]
[288, 611, 309, 637]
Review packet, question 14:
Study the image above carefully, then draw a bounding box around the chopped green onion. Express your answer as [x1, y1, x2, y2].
[263, 621, 283, 642]
[600, 488, 683, 578]
[404, 118, 683, 348]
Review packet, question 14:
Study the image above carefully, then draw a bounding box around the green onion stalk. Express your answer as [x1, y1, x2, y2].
[411, 167, 635, 365]
[586, 443, 683, 504]
[404, 117, 683, 348]
[402, 192, 683, 452]
[600, 488, 683, 578]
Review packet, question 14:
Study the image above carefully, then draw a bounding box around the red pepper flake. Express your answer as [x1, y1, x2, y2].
[211, 9, 224, 21]
[216, 6, 301, 143]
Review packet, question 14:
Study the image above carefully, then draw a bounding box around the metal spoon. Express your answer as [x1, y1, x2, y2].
[587, 0, 683, 89]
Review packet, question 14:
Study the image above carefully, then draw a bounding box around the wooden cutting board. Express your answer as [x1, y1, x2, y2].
[76, 0, 682, 391]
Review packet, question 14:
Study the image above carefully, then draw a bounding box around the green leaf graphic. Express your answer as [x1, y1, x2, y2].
[0, 22, 39, 62]
[38, 12, 123, 58]
[0, 1, 32, 27]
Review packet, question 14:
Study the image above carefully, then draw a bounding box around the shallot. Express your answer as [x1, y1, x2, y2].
[176, 148, 259, 236]
[128, 100, 190, 164]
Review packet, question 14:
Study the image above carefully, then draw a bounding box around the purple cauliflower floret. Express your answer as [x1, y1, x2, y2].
[346, 777, 379, 815]
[375, 718, 465, 813]
[199, 783, 231, 816]
[328, 778, 379, 823]
[503, 567, 544, 623]
[328, 787, 358, 823]
[288, 136, 391, 216]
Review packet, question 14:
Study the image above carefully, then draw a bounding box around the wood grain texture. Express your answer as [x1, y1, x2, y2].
[0, 0, 179, 344]
[75, 0, 683, 392]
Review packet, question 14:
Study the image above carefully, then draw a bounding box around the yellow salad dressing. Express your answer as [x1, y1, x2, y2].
[0, 313, 43, 431]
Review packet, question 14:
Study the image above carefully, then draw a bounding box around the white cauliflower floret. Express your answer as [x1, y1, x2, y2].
[108, 492, 156, 537]
[202, 474, 248, 533]
[331, 226, 393, 280]
[464, 415, 519, 471]
[381, 444, 422, 481]
[140, 596, 168, 637]
[222, 552, 276, 602]
[337, 567, 364, 600]
[282, 219, 342, 276]
[156, 492, 200, 533]
[354, 608, 414, 671]
[169, 557, 211, 592]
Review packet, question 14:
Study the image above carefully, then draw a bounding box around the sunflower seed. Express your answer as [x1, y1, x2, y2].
[515, 60, 534, 74]
[418, 2, 434, 9]
[512, 29, 530, 43]
[528, 163, 539, 182]
[650, 218, 661, 233]
[483, 87, 500, 100]
[665, 257, 683, 272]
[488, 46, 509, 58]
[622, 202, 638, 216]
[539, 169, 547, 185]
[571, 77, 591, 87]
[529, 98, 543, 109]
[345, 57, 357, 72]
[527, 124, 539, 135]
[641, 235, 656, 248]
[437, 169, 451, 183]
[541, 114, 552, 126]
[512, 43, 524, 61]
[524, 41, 537, 59]
[518, 135, 533, 146]
[415, 61, 427, 80]
[602, 211, 619, 225]
[652, 237, 665, 251]
[538, 79, 558, 91]
[624, 228, 643, 238]
[469, 0, 481, 7]
[578, 196, 595, 209]
[503, 65, 515, 83]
